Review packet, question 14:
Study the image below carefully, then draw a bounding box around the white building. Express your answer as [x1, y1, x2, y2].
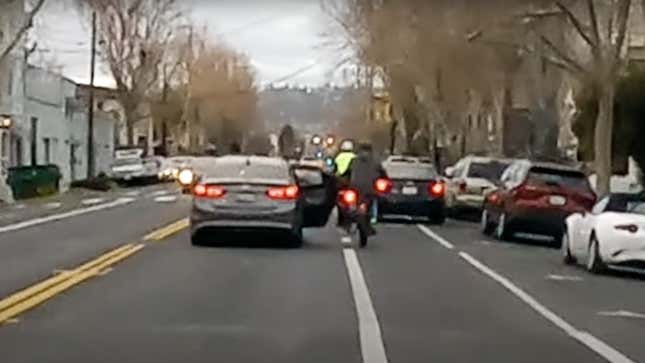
[24, 66, 116, 187]
[0, 0, 28, 168]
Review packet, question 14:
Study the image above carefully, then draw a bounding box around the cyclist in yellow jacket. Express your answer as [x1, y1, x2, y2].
[335, 139, 356, 178]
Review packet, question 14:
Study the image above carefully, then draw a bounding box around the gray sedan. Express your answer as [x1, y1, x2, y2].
[189, 155, 336, 246]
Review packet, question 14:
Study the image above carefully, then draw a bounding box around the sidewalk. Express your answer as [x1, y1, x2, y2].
[0, 183, 179, 228]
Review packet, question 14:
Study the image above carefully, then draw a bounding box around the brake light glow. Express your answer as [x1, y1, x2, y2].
[193, 184, 226, 198]
[429, 182, 445, 197]
[615, 224, 639, 233]
[374, 178, 393, 194]
[267, 185, 299, 200]
[341, 189, 358, 205]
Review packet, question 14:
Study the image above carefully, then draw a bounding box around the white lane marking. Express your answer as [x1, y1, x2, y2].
[81, 197, 105, 206]
[342, 248, 389, 363]
[124, 190, 141, 197]
[546, 274, 584, 282]
[341, 236, 352, 246]
[154, 195, 177, 203]
[147, 190, 169, 198]
[598, 310, 645, 320]
[417, 225, 454, 250]
[458, 251, 635, 363]
[13, 204, 25, 210]
[0, 197, 136, 234]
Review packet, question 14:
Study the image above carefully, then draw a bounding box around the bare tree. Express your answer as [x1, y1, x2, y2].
[510, 0, 632, 196]
[77, 0, 183, 145]
[0, 0, 46, 62]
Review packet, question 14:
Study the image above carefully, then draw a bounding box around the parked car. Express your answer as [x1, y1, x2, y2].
[159, 156, 194, 181]
[189, 155, 336, 246]
[563, 193, 645, 273]
[110, 149, 160, 184]
[376, 156, 446, 223]
[444, 156, 513, 214]
[481, 160, 596, 243]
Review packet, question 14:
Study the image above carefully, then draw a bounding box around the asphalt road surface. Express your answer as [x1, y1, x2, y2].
[0, 198, 644, 363]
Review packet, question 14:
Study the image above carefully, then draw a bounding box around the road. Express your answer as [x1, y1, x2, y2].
[0, 196, 644, 362]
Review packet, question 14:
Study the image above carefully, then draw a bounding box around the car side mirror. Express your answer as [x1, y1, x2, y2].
[444, 166, 454, 178]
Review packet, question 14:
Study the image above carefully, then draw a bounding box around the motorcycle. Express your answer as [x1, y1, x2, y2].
[337, 189, 375, 247]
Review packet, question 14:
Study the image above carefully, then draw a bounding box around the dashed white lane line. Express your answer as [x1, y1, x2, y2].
[597, 310, 645, 320]
[458, 251, 635, 363]
[342, 248, 389, 363]
[416, 224, 454, 249]
[154, 195, 177, 203]
[80, 198, 105, 206]
[341, 236, 352, 246]
[0, 197, 136, 234]
[147, 190, 170, 198]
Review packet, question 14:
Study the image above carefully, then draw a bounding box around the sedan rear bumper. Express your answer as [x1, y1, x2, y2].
[190, 203, 300, 236]
[508, 208, 571, 235]
[378, 198, 444, 217]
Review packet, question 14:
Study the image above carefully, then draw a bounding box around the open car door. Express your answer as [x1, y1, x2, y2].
[293, 165, 337, 227]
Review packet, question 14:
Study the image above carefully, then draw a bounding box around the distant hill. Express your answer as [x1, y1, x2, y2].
[257, 85, 368, 136]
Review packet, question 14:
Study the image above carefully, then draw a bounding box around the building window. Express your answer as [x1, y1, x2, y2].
[43, 138, 51, 164]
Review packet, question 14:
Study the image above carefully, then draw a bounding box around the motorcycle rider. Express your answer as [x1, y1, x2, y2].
[345, 141, 385, 233]
[334, 139, 357, 180]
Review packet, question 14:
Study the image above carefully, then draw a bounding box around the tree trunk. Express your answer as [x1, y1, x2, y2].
[126, 123, 135, 147]
[594, 82, 615, 197]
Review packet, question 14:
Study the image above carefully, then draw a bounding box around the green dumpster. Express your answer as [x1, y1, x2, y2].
[7, 165, 62, 200]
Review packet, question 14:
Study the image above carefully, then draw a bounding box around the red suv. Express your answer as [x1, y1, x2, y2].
[481, 160, 596, 244]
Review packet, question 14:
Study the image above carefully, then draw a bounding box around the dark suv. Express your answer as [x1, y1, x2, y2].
[481, 160, 596, 243]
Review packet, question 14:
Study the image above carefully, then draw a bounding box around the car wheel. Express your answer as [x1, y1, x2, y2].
[586, 235, 606, 273]
[429, 212, 446, 225]
[561, 232, 576, 265]
[495, 212, 512, 241]
[191, 233, 204, 246]
[481, 209, 495, 235]
[290, 227, 304, 248]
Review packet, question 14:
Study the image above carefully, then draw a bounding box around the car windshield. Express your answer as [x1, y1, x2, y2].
[527, 167, 591, 192]
[202, 159, 289, 184]
[384, 163, 438, 180]
[467, 161, 510, 181]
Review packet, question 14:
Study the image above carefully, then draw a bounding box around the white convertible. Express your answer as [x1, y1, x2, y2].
[563, 193, 645, 273]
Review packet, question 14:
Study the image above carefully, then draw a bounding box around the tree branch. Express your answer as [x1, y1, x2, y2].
[555, 1, 596, 49]
[0, 0, 47, 62]
[586, 0, 601, 46]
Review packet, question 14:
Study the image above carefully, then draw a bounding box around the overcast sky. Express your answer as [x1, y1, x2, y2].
[32, 0, 345, 88]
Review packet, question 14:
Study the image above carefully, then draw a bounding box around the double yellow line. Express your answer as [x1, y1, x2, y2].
[0, 243, 144, 324]
[0, 218, 190, 325]
[143, 218, 189, 241]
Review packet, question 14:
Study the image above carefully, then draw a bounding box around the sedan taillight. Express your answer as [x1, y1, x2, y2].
[428, 181, 445, 197]
[193, 184, 226, 198]
[374, 178, 393, 194]
[267, 185, 299, 200]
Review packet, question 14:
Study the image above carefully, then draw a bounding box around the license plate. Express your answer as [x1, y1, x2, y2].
[402, 186, 418, 195]
[236, 193, 256, 203]
[549, 195, 566, 206]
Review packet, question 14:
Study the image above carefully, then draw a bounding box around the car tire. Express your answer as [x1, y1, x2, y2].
[561, 231, 576, 265]
[481, 209, 495, 235]
[191, 234, 204, 246]
[290, 228, 304, 248]
[495, 212, 512, 241]
[586, 235, 606, 274]
[429, 212, 446, 225]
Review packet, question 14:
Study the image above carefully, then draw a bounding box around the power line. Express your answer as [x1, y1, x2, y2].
[268, 60, 322, 85]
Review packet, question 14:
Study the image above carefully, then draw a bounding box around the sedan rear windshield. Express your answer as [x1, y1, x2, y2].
[383, 163, 438, 180]
[467, 161, 510, 181]
[112, 158, 142, 166]
[527, 167, 591, 192]
[203, 162, 290, 183]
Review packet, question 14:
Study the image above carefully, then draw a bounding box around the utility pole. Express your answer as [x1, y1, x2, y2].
[87, 11, 97, 179]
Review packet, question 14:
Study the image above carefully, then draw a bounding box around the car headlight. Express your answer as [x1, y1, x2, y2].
[177, 169, 195, 186]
